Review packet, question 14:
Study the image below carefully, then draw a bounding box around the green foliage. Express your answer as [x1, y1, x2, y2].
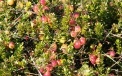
[0, 0, 122, 76]
[116, 39, 122, 54]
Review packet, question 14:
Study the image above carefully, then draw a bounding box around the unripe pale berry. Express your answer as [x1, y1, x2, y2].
[70, 31, 77, 37]
[7, 0, 14, 6]
[74, 25, 81, 33]
[8, 41, 15, 49]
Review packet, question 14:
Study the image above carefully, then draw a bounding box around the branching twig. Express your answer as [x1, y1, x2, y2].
[11, 13, 23, 26]
[110, 58, 121, 69]
[104, 30, 112, 42]
[110, 33, 122, 39]
[104, 54, 122, 68]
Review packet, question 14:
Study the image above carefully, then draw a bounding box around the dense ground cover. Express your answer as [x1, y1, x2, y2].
[0, 0, 122, 76]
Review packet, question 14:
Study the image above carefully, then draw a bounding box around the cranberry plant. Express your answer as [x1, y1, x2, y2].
[0, 0, 122, 76]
